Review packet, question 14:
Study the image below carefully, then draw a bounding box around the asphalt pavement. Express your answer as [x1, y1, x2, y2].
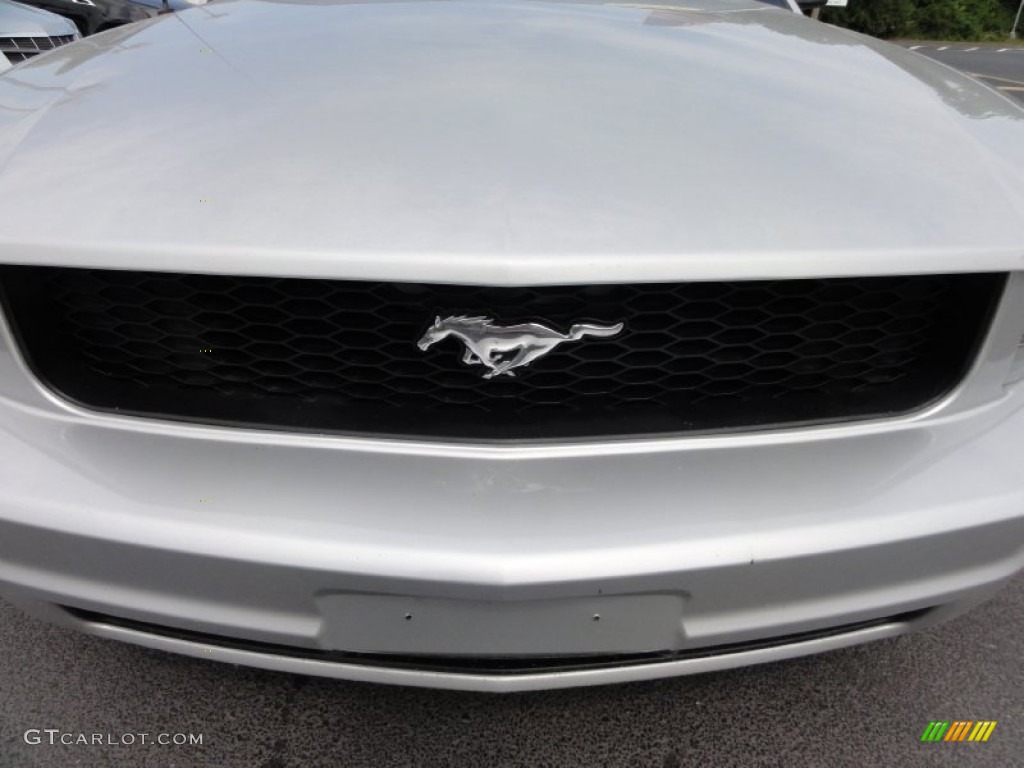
[1, 35, 1023, 768]
[902, 42, 1024, 104]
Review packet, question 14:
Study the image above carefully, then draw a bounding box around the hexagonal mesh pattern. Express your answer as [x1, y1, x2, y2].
[0, 268, 1003, 439]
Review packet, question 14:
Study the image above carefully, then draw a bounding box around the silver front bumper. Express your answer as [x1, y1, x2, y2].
[1, 376, 1024, 690]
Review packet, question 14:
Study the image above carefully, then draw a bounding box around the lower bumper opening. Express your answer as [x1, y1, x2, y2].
[61, 605, 932, 676]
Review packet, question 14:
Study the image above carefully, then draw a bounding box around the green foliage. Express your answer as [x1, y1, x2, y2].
[821, 0, 1020, 41]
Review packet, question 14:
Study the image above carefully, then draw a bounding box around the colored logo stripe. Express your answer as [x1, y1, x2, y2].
[944, 722, 973, 741]
[968, 722, 998, 742]
[920, 721, 996, 742]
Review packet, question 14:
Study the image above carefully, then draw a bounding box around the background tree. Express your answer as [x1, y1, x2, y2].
[821, 0, 1019, 40]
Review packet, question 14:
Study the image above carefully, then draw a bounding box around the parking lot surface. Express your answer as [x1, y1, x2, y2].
[904, 41, 1024, 104]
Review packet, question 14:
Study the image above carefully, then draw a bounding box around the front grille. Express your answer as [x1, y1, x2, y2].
[0, 268, 1003, 440]
[0, 35, 75, 64]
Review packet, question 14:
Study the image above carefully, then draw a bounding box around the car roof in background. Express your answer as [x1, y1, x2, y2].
[0, 0, 77, 36]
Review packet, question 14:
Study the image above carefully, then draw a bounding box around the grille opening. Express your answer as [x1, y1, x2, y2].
[61, 604, 932, 676]
[0, 35, 75, 64]
[0, 268, 1004, 440]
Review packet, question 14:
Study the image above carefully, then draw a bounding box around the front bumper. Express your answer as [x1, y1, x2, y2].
[2, 272, 1024, 691]
[1, 355, 1023, 689]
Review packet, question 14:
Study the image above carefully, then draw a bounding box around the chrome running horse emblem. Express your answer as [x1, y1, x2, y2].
[417, 316, 625, 379]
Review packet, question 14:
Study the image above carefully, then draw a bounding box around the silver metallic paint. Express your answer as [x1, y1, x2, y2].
[0, 0, 1022, 283]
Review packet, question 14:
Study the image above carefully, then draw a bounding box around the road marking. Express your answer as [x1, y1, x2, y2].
[937, 46, 949, 51]
[968, 72, 1024, 86]
[964, 47, 978, 52]
[909, 45, 922, 50]
[998, 48, 1009, 52]
[962, 71, 1024, 99]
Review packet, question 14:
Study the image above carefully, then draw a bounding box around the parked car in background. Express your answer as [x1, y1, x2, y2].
[755, 0, 837, 13]
[0, 0, 76, 72]
[16, 0, 205, 37]
[0, 0, 1022, 693]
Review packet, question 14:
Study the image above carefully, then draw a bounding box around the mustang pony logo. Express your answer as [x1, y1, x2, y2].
[417, 316, 625, 379]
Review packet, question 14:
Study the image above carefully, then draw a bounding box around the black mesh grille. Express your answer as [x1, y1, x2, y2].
[0, 267, 1003, 440]
[1, 35, 75, 64]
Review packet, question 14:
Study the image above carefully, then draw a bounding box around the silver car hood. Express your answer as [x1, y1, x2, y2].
[0, 0, 1022, 283]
